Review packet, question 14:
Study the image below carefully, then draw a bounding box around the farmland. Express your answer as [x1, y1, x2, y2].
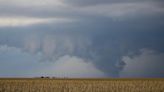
[0, 78, 164, 92]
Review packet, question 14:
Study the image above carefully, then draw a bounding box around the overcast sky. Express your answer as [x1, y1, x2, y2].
[0, 0, 164, 78]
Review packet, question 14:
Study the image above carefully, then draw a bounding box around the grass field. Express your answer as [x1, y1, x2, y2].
[0, 78, 164, 92]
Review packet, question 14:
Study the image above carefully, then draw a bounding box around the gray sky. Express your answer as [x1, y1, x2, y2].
[0, 0, 164, 78]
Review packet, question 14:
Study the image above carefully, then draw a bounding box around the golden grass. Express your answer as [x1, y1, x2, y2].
[0, 78, 164, 92]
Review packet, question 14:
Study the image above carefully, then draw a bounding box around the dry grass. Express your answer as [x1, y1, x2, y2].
[0, 78, 164, 92]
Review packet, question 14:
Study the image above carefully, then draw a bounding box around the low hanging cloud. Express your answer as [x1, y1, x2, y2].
[120, 49, 164, 78]
[0, 45, 42, 77]
[24, 34, 40, 54]
[0, 45, 106, 78]
[41, 55, 106, 78]
[1, 25, 164, 77]
[0, 0, 164, 78]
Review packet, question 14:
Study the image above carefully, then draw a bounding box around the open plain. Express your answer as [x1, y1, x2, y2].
[0, 78, 164, 92]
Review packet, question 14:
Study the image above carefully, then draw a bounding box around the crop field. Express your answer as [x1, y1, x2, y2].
[0, 78, 164, 92]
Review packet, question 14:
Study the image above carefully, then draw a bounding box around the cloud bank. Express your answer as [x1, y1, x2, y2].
[0, 0, 164, 78]
[0, 45, 105, 78]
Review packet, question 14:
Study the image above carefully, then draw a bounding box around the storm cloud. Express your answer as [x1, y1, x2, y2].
[120, 49, 164, 77]
[0, 0, 164, 78]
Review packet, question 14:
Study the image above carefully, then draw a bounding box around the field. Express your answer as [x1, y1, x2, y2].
[0, 78, 164, 92]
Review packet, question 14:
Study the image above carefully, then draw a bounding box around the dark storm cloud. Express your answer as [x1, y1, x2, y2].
[63, 0, 164, 6]
[120, 49, 164, 77]
[1, 13, 164, 77]
[0, 0, 164, 78]
[0, 0, 163, 19]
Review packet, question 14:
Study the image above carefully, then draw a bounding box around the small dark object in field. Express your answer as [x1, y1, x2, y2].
[41, 76, 44, 78]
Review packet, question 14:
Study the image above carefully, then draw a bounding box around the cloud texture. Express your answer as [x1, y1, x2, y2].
[0, 0, 164, 78]
[120, 49, 164, 77]
[0, 45, 105, 78]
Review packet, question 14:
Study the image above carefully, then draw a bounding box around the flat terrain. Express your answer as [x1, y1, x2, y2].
[0, 78, 164, 92]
